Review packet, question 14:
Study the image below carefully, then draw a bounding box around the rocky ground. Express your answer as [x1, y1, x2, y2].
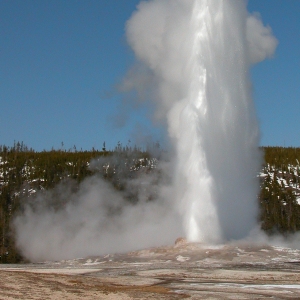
[1, 240, 300, 299]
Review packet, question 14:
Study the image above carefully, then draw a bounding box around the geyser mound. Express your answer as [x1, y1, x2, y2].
[12, 0, 277, 262]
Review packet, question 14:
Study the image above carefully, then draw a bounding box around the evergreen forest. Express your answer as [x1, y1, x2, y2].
[0, 142, 299, 263]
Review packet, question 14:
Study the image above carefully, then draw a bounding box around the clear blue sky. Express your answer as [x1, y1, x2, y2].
[1, 0, 299, 151]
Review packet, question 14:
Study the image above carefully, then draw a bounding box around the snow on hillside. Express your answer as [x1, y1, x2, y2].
[260, 163, 300, 205]
[0, 155, 158, 198]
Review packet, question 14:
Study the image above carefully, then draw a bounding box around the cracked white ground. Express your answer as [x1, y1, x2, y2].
[1, 241, 300, 299]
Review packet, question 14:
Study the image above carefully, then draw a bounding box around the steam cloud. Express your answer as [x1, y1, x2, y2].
[13, 0, 278, 261]
[14, 172, 182, 262]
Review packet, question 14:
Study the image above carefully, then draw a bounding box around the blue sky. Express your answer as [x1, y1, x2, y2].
[1, 0, 299, 151]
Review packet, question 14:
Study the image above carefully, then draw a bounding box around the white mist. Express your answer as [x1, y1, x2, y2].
[126, 0, 277, 243]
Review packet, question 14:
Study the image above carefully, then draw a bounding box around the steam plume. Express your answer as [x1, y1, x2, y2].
[126, 0, 277, 242]
[13, 0, 277, 261]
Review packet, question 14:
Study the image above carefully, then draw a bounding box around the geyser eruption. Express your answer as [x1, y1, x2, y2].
[13, 0, 277, 261]
[126, 0, 277, 242]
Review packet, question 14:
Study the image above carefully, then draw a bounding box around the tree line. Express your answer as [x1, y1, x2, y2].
[259, 147, 300, 234]
[0, 143, 299, 263]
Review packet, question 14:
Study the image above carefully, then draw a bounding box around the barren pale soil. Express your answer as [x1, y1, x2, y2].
[1, 241, 300, 299]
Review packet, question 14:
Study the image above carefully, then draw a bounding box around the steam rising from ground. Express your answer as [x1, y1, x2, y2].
[14, 172, 182, 262]
[13, 0, 278, 261]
